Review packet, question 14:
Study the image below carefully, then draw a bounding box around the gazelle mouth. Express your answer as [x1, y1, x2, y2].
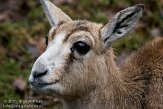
[30, 82, 54, 87]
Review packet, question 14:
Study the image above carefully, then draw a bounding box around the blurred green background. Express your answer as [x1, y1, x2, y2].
[0, 0, 162, 109]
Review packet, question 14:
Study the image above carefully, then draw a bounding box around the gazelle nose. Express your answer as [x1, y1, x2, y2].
[33, 70, 48, 79]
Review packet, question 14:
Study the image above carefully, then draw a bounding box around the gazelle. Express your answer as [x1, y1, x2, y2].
[29, 0, 163, 109]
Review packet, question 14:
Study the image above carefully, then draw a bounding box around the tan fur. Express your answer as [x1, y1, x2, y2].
[121, 37, 163, 109]
[47, 20, 163, 109]
[31, 2, 163, 109]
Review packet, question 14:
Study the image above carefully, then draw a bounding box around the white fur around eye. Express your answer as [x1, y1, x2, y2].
[30, 2, 163, 109]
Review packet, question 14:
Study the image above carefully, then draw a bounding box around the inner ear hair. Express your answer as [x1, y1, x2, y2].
[112, 11, 136, 34]
[104, 10, 137, 42]
[101, 4, 144, 46]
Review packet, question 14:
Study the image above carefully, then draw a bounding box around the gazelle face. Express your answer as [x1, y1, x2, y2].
[29, 21, 103, 96]
[29, 0, 144, 98]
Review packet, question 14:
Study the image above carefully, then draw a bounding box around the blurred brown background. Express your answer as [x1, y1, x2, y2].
[0, 0, 162, 109]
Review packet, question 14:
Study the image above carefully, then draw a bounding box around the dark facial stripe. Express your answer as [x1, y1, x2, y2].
[76, 21, 87, 26]
[63, 52, 74, 74]
[51, 21, 65, 39]
[63, 26, 89, 42]
[51, 29, 57, 39]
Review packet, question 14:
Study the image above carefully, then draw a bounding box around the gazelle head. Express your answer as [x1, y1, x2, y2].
[29, 0, 144, 98]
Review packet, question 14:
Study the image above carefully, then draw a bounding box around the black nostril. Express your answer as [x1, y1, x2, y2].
[33, 70, 47, 79]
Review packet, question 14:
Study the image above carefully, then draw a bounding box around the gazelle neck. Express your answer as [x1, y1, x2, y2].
[62, 53, 142, 109]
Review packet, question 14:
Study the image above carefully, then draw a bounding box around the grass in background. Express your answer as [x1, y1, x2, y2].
[0, 0, 162, 108]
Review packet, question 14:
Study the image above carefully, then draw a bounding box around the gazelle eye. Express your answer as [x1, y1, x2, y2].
[45, 35, 48, 46]
[71, 41, 90, 55]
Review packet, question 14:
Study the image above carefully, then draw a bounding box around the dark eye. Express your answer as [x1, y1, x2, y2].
[45, 35, 48, 46]
[71, 41, 90, 55]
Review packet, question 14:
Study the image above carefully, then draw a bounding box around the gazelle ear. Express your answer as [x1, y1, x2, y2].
[100, 4, 144, 47]
[40, 0, 72, 27]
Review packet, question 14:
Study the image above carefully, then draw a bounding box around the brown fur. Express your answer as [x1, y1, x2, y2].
[48, 20, 163, 109]
[121, 37, 163, 109]
[32, 2, 163, 108]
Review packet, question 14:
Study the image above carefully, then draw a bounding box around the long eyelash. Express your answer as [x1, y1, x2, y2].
[45, 35, 48, 46]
